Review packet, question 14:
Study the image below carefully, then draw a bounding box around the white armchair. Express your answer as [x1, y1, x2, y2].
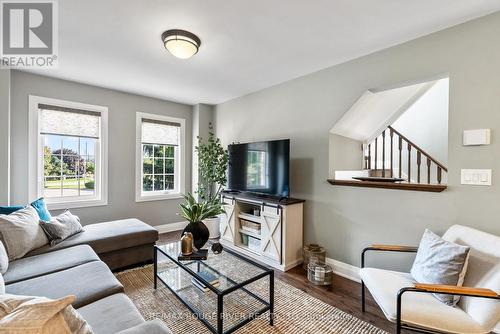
[360, 225, 500, 334]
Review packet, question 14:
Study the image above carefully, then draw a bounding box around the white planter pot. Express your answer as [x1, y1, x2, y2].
[203, 216, 220, 239]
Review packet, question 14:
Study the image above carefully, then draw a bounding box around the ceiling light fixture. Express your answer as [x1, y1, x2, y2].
[161, 29, 201, 59]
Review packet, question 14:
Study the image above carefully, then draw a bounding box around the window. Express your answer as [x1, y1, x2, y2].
[136, 113, 185, 201]
[29, 96, 108, 209]
[247, 150, 268, 188]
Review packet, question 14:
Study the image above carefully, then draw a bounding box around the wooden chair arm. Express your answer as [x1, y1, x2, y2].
[413, 283, 499, 298]
[370, 244, 418, 252]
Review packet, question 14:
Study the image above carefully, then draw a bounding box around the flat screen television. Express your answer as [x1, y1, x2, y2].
[227, 139, 290, 198]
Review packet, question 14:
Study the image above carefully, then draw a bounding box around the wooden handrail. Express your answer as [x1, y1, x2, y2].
[388, 126, 448, 172]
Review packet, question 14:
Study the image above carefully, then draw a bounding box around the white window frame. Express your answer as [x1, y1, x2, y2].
[28, 95, 108, 210]
[135, 112, 185, 202]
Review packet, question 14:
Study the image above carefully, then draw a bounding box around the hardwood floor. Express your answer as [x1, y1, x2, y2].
[158, 231, 408, 334]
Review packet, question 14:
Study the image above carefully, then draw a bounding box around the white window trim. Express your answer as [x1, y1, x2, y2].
[28, 95, 108, 210]
[135, 112, 185, 202]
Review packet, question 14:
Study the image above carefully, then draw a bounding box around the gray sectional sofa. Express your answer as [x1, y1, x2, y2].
[3, 218, 171, 334]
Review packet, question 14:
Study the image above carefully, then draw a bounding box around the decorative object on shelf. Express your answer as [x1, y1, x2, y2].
[180, 232, 193, 256]
[240, 219, 261, 234]
[307, 261, 333, 286]
[211, 242, 224, 254]
[253, 209, 261, 216]
[302, 244, 326, 270]
[161, 29, 201, 59]
[178, 249, 208, 261]
[196, 123, 229, 239]
[179, 193, 224, 250]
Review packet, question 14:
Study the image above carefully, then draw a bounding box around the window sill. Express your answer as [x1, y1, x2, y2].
[46, 198, 108, 210]
[136, 193, 183, 203]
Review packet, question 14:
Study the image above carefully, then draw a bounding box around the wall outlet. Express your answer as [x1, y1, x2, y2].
[461, 169, 492, 186]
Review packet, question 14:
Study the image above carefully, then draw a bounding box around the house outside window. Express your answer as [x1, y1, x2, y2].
[29, 96, 108, 209]
[136, 112, 185, 202]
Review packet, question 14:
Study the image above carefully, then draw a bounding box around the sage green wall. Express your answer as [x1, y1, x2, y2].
[215, 12, 500, 270]
[10, 71, 193, 227]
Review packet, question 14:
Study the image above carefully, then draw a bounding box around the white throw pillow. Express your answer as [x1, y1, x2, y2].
[0, 206, 49, 260]
[0, 294, 93, 333]
[410, 229, 470, 306]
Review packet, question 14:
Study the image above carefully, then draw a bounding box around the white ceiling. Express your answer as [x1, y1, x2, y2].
[25, 0, 500, 105]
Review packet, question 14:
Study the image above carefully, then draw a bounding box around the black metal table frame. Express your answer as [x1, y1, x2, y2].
[154, 245, 274, 334]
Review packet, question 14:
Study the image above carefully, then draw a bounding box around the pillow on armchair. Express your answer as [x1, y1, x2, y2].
[410, 229, 470, 306]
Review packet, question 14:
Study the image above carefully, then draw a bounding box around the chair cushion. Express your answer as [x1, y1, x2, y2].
[4, 245, 99, 284]
[360, 267, 488, 334]
[442, 225, 500, 331]
[77, 293, 144, 334]
[26, 218, 158, 256]
[5, 261, 123, 308]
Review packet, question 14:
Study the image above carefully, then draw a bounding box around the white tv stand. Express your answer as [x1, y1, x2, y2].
[219, 192, 304, 271]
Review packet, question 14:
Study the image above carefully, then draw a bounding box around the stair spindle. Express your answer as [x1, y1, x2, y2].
[368, 144, 371, 169]
[437, 166, 442, 184]
[398, 136, 402, 178]
[382, 130, 386, 177]
[407, 143, 411, 182]
[374, 137, 378, 170]
[390, 129, 394, 178]
[427, 158, 431, 184]
[417, 151, 421, 183]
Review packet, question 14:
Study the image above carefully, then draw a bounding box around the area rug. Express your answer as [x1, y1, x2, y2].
[115, 265, 387, 334]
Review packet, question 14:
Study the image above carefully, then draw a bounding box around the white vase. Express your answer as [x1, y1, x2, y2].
[203, 216, 220, 239]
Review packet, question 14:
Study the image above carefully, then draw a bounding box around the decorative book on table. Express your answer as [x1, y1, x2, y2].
[191, 271, 220, 292]
[178, 249, 208, 261]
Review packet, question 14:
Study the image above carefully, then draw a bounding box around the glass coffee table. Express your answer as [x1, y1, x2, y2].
[154, 242, 274, 334]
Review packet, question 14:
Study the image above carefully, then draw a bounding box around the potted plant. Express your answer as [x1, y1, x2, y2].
[196, 124, 229, 238]
[179, 193, 224, 250]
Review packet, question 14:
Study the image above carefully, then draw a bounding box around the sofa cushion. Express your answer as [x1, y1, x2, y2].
[0, 206, 49, 260]
[26, 218, 158, 257]
[4, 245, 99, 284]
[5, 261, 123, 308]
[40, 210, 84, 246]
[77, 293, 144, 334]
[360, 267, 487, 334]
[117, 319, 172, 334]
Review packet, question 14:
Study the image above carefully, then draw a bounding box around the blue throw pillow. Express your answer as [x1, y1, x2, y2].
[30, 198, 52, 221]
[0, 205, 24, 215]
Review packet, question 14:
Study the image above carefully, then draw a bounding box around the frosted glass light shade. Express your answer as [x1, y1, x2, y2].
[162, 30, 200, 59]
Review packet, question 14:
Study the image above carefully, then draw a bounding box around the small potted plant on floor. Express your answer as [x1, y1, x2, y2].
[196, 123, 229, 238]
[179, 193, 224, 250]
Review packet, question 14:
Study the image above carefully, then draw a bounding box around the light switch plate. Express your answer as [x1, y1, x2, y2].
[463, 129, 491, 146]
[461, 169, 492, 185]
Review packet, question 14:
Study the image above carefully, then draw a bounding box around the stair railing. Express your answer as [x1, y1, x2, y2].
[364, 126, 447, 184]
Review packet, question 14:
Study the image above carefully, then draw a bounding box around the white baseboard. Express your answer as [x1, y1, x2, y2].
[325, 257, 361, 283]
[155, 221, 188, 234]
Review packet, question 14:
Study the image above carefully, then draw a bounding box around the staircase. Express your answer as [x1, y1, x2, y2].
[364, 126, 447, 185]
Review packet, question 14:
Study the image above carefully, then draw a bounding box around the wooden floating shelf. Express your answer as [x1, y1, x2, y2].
[327, 179, 447, 193]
